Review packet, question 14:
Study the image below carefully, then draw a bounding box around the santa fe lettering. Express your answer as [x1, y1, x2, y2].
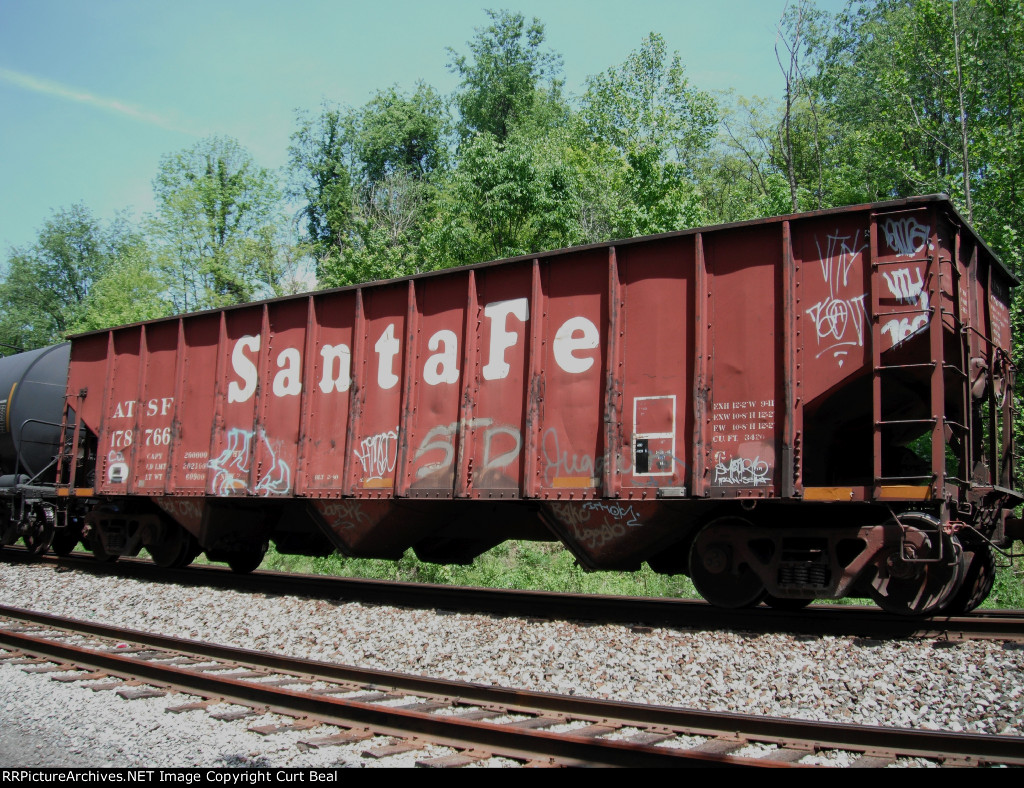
[226, 298, 599, 403]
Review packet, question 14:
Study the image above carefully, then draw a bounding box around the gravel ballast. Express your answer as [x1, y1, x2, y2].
[0, 560, 1021, 767]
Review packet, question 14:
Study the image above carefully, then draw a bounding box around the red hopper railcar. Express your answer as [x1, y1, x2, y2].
[34, 195, 1022, 613]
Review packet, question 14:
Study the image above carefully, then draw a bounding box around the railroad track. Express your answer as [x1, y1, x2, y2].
[4, 547, 1024, 643]
[0, 605, 1022, 768]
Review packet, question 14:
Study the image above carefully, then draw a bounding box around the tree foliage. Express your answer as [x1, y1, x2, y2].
[289, 86, 452, 286]
[423, 128, 582, 266]
[0, 206, 163, 350]
[358, 83, 450, 183]
[579, 32, 718, 236]
[68, 244, 171, 334]
[447, 9, 565, 143]
[152, 135, 289, 312]
[288, 105, 357, 273]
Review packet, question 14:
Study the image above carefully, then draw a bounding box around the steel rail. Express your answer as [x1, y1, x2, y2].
[1, 605, 1022, 767]
[0, 607, 767, 768]
[5, 548, 1023, 643]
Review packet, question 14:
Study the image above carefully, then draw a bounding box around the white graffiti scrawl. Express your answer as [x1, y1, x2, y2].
[713, 452, 771, 486]
[806, 230, 870, 368]
[207, 428, 292, 496]
[412, 418, 521, 481]
[882, 217, 931, 257]
[354, 428, 399, 481]
[880, 265, 930, 346]
[883, 266, 925, 302]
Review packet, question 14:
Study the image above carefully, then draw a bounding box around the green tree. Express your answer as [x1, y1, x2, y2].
[578, 33, 718, 235]
[422, 128, 581, 267]
[961, 0, 1024, 271]
[69, 242, 172, 333]
[814, 0, 980, 205]
[290, 86, 452, 287]
[447, 9, 565, 143]
[708, 95, 788, 222]
[773, 0, 832, 211]
[0, 205, 152, 349]
[288, 105, 358, 275]
[152, 136, 288, 311]
[357, 82, 450, 183]
[317, 169, 438, 287]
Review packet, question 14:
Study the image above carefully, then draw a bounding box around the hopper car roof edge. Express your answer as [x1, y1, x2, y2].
[66, 193, 1014, 340]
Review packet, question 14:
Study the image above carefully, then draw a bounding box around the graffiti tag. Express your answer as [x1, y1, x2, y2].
[354, 428, 399, 480]
[807, 231, 870, 367]
[880, 265, 930, 346]
[541, 428, 596, 487]
[582, 500, 643, 527]
[208, 428, 292, 496]
[713, 452, 771, 486]
[412, 418, 522, 482]
[317, 500, 370, 531]
[547, 501, 627, 551]
[883, 217, 930, 257]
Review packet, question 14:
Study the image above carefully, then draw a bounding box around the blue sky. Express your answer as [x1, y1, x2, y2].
[0, 0, 850, 256]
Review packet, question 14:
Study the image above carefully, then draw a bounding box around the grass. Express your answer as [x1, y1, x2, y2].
[124, 533, 1024, 610]
[260, 540, 701, 599]
[253, 538, 1024, 610]
[983, 543, 1024, 609]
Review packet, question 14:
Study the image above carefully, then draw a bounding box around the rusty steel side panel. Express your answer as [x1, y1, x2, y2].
[349, 284, 407, 496]
[99, 330, 141, 494]
[533, 247, 607, 495]
[460, 262, 533, 497]
[794, 212, 872, 403]
[403, 272, 473, 497]
[168, 314, 219, 494]
[705, 223, 783, 497]
[987, 257, 1014, 358]
[208, 308, 262, 496]
[617, 238, 693, 496]
[130, 321, 177, 494]
[254, 299, 306, 496]
[299, 290, 356, 496]
[64, 332, 109, 453]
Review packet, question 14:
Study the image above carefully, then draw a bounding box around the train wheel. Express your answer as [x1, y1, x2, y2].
[85, 532, 119, 563]
[23, 506, 55, 556]
[147, 525, 198, 569]
[180, 540, 203, 568]
[52, 523, 83, 557]
[941, 542, 996, 615]
[867, 517, 964, 616]
[689, 519, 765, 608]
[762, 595, 813, 611]
[226, 542, 268, 574]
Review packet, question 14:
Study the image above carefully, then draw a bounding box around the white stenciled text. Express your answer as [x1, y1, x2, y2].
[225, 299, 600, 403]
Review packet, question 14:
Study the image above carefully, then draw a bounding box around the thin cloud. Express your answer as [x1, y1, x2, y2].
[0, 67, 192, 134]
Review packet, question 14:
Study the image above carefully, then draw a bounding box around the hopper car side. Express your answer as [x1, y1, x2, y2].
[1, 195, 1020, 615]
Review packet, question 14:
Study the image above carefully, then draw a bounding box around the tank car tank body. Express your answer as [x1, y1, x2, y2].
[3, 195, 1020, 615]
[0, 343, 86, 554]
